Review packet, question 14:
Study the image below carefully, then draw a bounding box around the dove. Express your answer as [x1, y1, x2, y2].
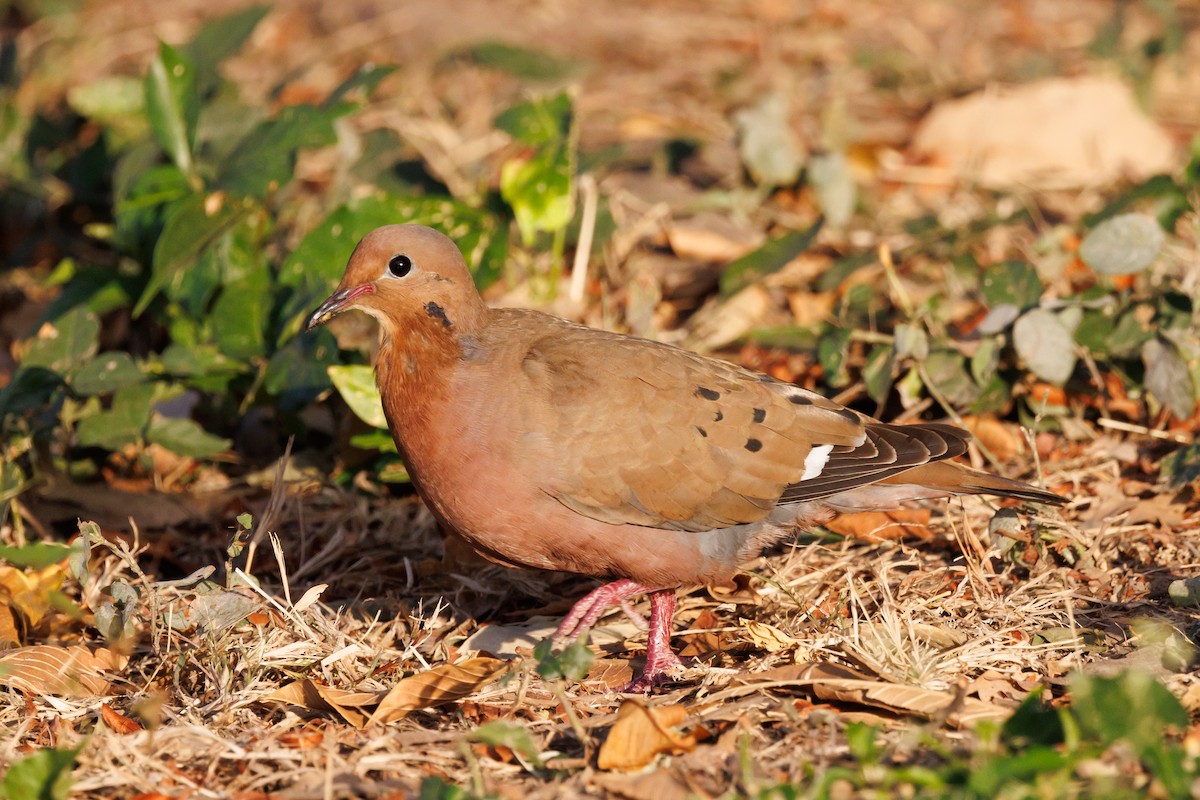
[307, 224, 1064, 692]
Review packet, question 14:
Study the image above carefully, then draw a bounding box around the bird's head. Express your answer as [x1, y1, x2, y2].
[305, 224, 488, 339]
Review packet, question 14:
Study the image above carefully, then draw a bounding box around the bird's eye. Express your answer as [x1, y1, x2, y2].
[387, 253, 412, 278]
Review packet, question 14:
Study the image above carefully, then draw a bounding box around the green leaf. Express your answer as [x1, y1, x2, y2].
[721, 222, 822, 296]
[1142, 338, 1196, 420]
[70, 352, 145, 395]
[1001, 687, 1065, 748]
[808, 150, 856, 228]
[160, 344, 241, 378]
[448, 41, 580, 81]
[0, 366, 63, 417]
[181, 6, 270, 96]
[215, 103, 353, 200]
[327, 364, 386, 429]
[75, 383, 156, 450]
[67, 76, 147, 143]
[1079, 212, 1164, 275]
[323, 63, 397, 108]
[981, 261, 1042, 309]
[20, 307, 100, 374]
[495, 92, 572, 144]
[501, 146, 574, 245]
[862, 344, 894, 404]
[1012, 309, 1077, 385]
[134, 192, 250, 317]
[1, 745, 81, 800]
[924, 349, 980, 407]
[533, 637, 593, 682]
[144, 41, 199, 175]
[817, 326, 853, 389]
[210, 267, 272, 361]
[1161, 443, 1200, 487]
[145, 417, 230, 459]
[263, 328, 337, 410]
[734, 92, 804, 188]
[349, 428, 398, 453]
[469, 721, 544, 768]
[0, 542, 70, 570]
[1069, 671, 1187, 755]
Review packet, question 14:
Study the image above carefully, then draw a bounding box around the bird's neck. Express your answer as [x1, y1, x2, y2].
[373, 314, 471, 457]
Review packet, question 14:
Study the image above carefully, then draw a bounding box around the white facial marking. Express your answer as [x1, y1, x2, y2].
[803, 444, 834, 480]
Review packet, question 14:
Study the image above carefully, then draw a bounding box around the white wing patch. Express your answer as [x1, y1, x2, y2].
[802, 444, 834, 480]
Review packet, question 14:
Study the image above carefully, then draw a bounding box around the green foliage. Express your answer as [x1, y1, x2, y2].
[0, 745, 81, 800]
[758, 671, 1193, 798]
[2, 7, 582, 497]
[532, 636, 594, 682]
[497, 92, 575, 246]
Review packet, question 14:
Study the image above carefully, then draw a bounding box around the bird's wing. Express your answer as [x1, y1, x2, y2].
[499, 312, 876, 530]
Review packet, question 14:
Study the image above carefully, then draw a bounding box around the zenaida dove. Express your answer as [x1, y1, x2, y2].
[307, 224, 1065, 692]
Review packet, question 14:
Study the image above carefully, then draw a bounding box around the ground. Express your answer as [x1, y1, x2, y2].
[2, 1, 1200, 798]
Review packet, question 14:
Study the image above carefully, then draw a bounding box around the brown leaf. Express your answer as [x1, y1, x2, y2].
[0, 564, 67, 627]
[368, 657, 507, 725]
[740, 618, 800, 653]
[0, 599, 22, 648]
[597, 700, 707, 771]
[803, 663, 1009, 728]
[960, 415, 1026, 461]
[0, 645, 127, 697]
[265, 680, 381, 729]
[677, 608, 726, 658]
[824, 508, 932, 541]
[100, 703, 143, 734]
[593, 765, 693, 800]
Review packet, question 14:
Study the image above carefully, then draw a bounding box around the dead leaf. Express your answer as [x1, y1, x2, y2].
[597, 700, 707, 771]
[0, 599, 22, 647]
[1125, 493, 1190, 528]
[804, 662, 1009, 728]
[677, 609, 726, 658]
[960, 415, 1026, 461]
[593, 765, 694, 800]
[824, 508, 932, 541]
[912, 76, 1175, 190]
[585, 659, 635, 690]
[0, 645, 127, 697]
[666, 214, 762, 263]
[368, 657, 507, 725]
[0, 563, 68, 627]
[266, 680, 381, 729]
[100, 703, 143, 734]
[740, 618, 800, 653]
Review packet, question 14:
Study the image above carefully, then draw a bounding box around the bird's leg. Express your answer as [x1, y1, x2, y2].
[554, 579, 651, 643]
[621, 589, 685, 693]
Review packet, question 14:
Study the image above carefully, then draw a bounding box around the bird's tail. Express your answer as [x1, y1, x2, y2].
[878, 460, 1066, 505]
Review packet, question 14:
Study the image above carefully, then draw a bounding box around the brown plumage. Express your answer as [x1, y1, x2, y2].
[307, 224, 1066, 692]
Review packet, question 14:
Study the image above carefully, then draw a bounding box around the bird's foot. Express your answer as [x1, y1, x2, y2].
[554, 579, 653, 643]
[617, 589, 685, 693]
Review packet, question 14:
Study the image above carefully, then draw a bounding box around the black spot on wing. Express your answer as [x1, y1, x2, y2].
[714, 410, 724, 422]
[697, 386, 720, 401]
[696, 426, 708, 438]
[745, 438, 762, 452]
[752, 408, 766, 423]
[789, 394, 813, 405]
[836, 408, 859, 423]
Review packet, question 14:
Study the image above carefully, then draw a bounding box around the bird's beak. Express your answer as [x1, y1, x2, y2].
[305, 284, 375, 331]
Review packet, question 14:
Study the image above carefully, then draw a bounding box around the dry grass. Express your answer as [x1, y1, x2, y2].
[4, 442, 1198, 798]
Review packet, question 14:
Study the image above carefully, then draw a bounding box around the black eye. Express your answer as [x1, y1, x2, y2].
[388, 253, 412, 277]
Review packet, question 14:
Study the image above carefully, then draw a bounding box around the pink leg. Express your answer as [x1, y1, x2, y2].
[621, 589, 686, 693]
[554, 579, 651, 643]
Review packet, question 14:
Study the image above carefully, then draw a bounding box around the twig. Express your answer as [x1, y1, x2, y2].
[569, 173, 599, 304]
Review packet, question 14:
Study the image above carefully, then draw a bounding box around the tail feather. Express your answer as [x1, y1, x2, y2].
[880, 461, 1066, 505]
